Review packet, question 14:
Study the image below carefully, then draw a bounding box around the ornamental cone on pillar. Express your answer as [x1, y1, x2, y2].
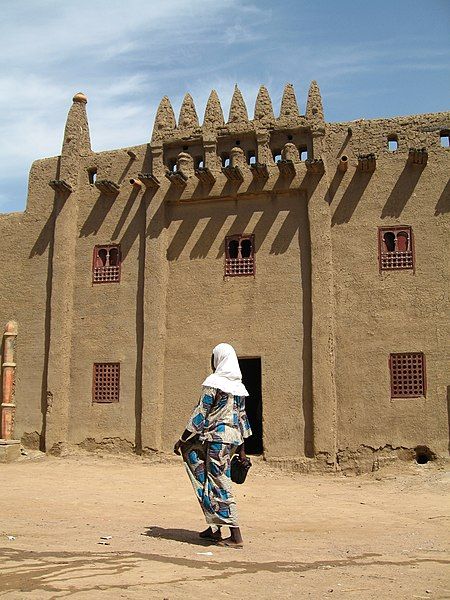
[306, 80, 324, 122]
[152, 96, 177, 141]
[254, 85, 275, 125]
[203, 90, 224, 129]
[178, 93, 199, 129]
[59, 93, 92, 187]
[279, 83, 300, 120]
[228, 85, 249, 124]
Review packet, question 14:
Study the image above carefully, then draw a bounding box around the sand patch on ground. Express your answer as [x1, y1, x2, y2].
[0, 452, 449, 599]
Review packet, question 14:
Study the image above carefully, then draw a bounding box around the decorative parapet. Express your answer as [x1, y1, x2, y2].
[138, 173, 160, 188]
[281, 142, 300, 163]
[305, 158, 325, 174]
[279, 83, 300, 121]
[195, 167, 216, 185]
[250, 163, 269, 180]
[277, 160, 296, 177]
[152, 96, 177, 141]
[408, 147, 428, 166]
[203, 90, 224, 129]
[178, 93, 199, 130]
[95, 179, 120, 195]
[306, 80, 324, 124]
[222, 165, 244, 182]
[228, 85, 249, 126]
[358, 153, 377, 172]
[49, 179, 73, 194]
[165, 171, 188, 187]
[254, 85, 275, 126]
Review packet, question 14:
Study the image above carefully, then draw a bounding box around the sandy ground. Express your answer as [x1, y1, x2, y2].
[0, 451, 449, 600]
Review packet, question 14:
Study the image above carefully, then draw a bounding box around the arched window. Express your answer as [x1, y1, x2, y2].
[225, 234, 255, 277]
[383, 231, 396, 252]
[93, 245, 121, 283]
[378, 227, 414, 271]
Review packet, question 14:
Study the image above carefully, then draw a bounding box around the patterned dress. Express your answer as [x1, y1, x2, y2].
[182, 386, 252, 527]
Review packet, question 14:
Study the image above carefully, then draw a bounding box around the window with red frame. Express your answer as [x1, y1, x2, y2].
[378, 226, 414, 271]
[92, 363, 120, 403]
[389, 353, 426, 398]
[92, 245, 121, 283]
[225, 234, 255, 277]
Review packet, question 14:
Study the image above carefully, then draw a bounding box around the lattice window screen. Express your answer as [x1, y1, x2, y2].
[225, 234, 255, 277]
[389, 353, 426, 398]
[93, 363, 120, 403]
[378, 227, 414, 271]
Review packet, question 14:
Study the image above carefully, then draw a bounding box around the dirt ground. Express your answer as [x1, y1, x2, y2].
[0, 451, 449, 600]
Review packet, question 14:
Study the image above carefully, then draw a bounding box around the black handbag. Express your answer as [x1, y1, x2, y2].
[230, 455, 252, 484]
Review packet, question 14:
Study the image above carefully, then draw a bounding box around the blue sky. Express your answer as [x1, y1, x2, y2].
[0, 0, 448, 213]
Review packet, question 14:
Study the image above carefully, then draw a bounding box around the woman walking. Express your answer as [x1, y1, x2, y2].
[174, 343, 252, 548]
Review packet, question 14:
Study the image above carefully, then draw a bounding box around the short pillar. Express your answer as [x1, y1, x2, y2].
[0, 320, 21, 462]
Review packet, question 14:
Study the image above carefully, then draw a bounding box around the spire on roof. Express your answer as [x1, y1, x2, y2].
[279, 83, 300, 119]
[254, 85, 275, 124]
[203, 90, 225, 129]
[228, 85, 249, 124]
[178, 93, 199, 129]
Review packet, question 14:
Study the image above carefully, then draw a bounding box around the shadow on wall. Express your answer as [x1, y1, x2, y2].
[447, 385, 450, 453]
[381, 163, 426, 219]
[435, 178, 450, 216]
[27, 170, 317, 454]
[331, 170, 374, 226]
[163, 171, 322, 262]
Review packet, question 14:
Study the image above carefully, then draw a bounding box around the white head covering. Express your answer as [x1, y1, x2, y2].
[202, 343, 249, 397]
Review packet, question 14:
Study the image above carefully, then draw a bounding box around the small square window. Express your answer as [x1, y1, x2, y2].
[378, 226, 414, 271]
[93, 245, 121, 283]
[225, 234, 255, 277]
[440, 130, 450, 148]
[247, 150, 256, 165]
[299, 146, 308, 161]
[389, 353, 426, 398]
[93, 363, 120, 403]
[388, 136, 398, 152]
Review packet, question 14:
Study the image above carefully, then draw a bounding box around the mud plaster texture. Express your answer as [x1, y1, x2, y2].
[0, 452, 449, 599]
[0, 84, 449, 471]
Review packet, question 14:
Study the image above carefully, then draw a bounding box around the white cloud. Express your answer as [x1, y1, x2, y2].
[0, 0, 448, 212]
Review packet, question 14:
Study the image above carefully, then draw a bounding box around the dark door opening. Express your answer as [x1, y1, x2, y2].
[238, 357, 263, 454]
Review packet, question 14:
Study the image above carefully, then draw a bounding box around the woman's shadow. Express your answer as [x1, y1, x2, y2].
[142, 526, 216, 547]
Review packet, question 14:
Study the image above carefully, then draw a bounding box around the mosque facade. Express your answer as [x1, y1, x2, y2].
[0, 82, 448, 471]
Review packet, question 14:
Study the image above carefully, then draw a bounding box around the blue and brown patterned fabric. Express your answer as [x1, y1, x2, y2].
[186, 386, 252, 445]
[183, 439, 239, 526]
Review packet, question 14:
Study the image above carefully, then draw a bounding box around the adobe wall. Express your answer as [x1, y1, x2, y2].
[0, 157, 61, 449]
[0, 84, 448, 472]
[162, 190, 309, 457]
[324, 113, 449, 470]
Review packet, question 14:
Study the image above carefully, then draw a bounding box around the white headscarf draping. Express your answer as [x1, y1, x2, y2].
[202, 343, 249, 397]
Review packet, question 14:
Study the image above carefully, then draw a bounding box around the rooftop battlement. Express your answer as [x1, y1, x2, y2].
[151, 82, 324, 144]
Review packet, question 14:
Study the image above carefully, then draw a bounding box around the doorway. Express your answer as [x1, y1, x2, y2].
[238, 357, 263, 454]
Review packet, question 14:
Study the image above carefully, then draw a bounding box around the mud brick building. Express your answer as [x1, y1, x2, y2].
[0, 82, 448, 471]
